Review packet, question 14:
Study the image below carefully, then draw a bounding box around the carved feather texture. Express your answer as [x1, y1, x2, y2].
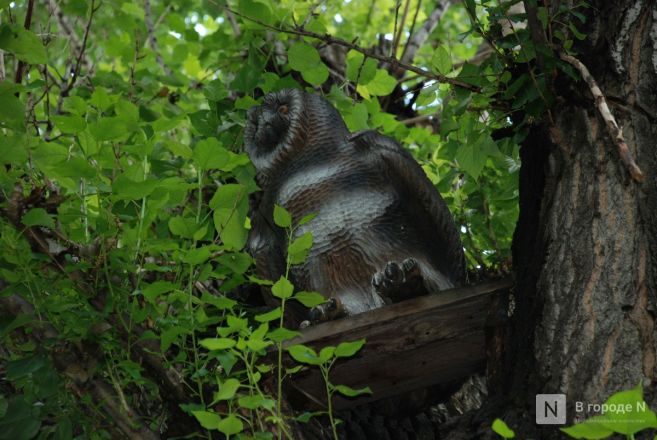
[244, 89, 465, 320]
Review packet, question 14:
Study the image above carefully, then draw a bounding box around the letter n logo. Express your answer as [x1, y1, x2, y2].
[536, 394, 567, 424]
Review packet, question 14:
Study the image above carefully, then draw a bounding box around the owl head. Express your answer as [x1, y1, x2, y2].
[244, 89, 348, 181]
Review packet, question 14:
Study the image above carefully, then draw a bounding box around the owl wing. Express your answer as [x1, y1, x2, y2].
[348, 130, 466, 284]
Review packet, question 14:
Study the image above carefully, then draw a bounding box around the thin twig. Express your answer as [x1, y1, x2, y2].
[401, 113, 437, 125]
[51, 0, 98, 117]
[392, 0, 411, 59]
[559, 53, 644, 182]
[400, 0, 422, 63]
[68, 0, 98, 91]
[226, 6, 481, 92]
[14, 0, 35, 85]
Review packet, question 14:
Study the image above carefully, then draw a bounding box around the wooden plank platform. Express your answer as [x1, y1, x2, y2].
[282, 279, 512, 410]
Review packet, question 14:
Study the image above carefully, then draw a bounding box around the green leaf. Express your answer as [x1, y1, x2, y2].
[121, 2, 145, 19]
[211, 184, 249, 250]
[212, 378, 240, 401]
[63, 96, 87, 115]
[52, 115, 86, 134]
[560, 416, 614, 439]
[160, 327, 185, 351]
[431, 45, 452, 75]
[298, 212, 318, 226]
[268, 327, 301, 343]
[0, 25, 47, 64]
[294, 291, 326, 308]
[217, 415, 244, 436]
[142, 281, 176, 302]
[334, 339, 366, 358]
[599, 383, 657, 435]
[238, 0, 273, 25]
[22, 208, 54, 228]
[273, 204, 292, 228]
[6, 354, 45, 380]
[492, 418, 516, 438]
[346, 51, 377, 84]
[255, 307, 282, 323]
[288, 231, 313, 264]
[90, 87, 113, 111]
[456, 140, 487, 179]
[216, 252, 253, 274]
[89, 117, 127, 141]
[0, 92, 25, 128]
[115, 99, 139, 126]
[319, 346, 335, 362]
[238, 395, 275, 410]
[183, 246, 212, 265]
[112, 175, 158, 200]
[358, 69, 396, 98]
[288, 42, 328, 85]
[201, 292, 237, 310]
[168, 216, 198, 239]
[193, 138, 230, 170]
[288, 231, 313, 254]
[192, 411, 222, 430]
[272, 276, 294, 299]
[200, 338, 237, 350]
[0, 396, 41, 440]
[296, 411, 324, 423]
[287, 344, 322, 365]
[334, 384, 372, 397]
[204, 79, 228, 101]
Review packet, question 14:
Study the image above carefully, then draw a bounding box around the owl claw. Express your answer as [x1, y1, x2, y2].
[372, 257, 426, 302]
[307, 297, 344, 324]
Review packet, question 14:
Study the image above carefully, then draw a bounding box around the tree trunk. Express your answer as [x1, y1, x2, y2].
[503, 0, 657, 436]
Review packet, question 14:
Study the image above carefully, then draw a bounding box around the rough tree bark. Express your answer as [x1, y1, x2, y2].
[497, 0, 657, 437]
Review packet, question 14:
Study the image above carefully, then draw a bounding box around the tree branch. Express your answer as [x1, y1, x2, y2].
[400, 0, 451, 66]
[13, 0, 35, 85]
[559, 53, 644, 183]
[392, 0, 410, 58]
[226, 6, 481, 92]
[144, 0, 173, 76]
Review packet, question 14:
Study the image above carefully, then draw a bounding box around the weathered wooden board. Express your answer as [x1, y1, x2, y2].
[282, 279, 512, 410]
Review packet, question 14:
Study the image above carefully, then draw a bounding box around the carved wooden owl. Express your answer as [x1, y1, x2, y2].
[244, 89, 465, 323]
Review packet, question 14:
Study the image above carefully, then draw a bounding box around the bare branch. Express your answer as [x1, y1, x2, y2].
[559, 53, 644, 183]
[225, 6, 481, 92]
[67, 0, 98, 92]
[400, 0, 451, 66]
[144, 0, 173, 76]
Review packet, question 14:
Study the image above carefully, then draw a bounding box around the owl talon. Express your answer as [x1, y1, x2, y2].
[372, 258, 426, 302]
[307, 297, 343, 324]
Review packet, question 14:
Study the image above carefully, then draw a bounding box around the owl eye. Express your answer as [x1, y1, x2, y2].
[277, 104, 289, 115]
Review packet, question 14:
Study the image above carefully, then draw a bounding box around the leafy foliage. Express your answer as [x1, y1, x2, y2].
[0, 0, 583, 436]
